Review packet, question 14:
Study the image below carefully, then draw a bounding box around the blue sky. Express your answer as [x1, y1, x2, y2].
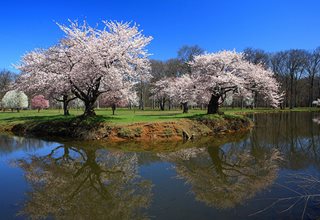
[1, 0, 320, 72]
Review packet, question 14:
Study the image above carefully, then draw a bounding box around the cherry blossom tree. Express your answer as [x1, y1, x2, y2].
[101, 85, 138, 115]
[156, 75, 195, 113]
[31, 95, 49, 112]
[69, 98, 85, 110]
[15, 49, 76, 116]
[170, 74, 195, 113]
[312, 98, 320, 107]
[18, 20, 152, 117]
[190, 51, 282, 114]
[1, 90, 28, 112]
[150, 77, 171, 111]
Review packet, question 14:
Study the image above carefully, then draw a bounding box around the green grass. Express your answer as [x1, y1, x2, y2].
[0, 107, 319, 126]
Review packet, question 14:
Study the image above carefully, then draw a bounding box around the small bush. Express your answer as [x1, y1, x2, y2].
[133, 127, 142, 137]
[163, 128, 173, 137]
[118, 127, 133, 138]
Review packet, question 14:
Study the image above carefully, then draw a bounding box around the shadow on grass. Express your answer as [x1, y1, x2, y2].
[137, 113, 185, 117]
[131, 113, 214, 121]
[1, 114, 121, 124]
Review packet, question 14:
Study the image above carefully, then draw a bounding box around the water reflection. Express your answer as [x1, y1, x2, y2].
[160, 145, 282, 209]
[0, 134, 48, 155]
[1, 112, 320, 219]
[251, 112, 320, 170]
[16, 145, 152, 220]
[313, 117, 320, 125]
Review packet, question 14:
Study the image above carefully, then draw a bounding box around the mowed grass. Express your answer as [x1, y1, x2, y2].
[0, 108, 207, 125]
[0, 107, 319, 126]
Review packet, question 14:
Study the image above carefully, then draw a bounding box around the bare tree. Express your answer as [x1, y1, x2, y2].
[243, 47, 270, 68]
[177, 45, 204, 74]
[273, 50, 307, 109]
[0, 69, 16, 98]
[178, 45, 204, 62]
[243, 48, 271, 107]
[304, 48, 320, 106]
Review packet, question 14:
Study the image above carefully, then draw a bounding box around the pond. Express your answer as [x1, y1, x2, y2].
[1, 112, 320, 219]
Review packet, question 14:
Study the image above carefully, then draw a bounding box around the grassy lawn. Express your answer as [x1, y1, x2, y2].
[0, 107, 319, 126]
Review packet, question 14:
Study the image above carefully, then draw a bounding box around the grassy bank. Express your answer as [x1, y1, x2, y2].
[0, 107, 318, 126]
[0, 107, 318, 141]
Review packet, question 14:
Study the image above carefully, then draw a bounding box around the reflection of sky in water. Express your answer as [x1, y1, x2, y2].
[0, 112, 320, 219]
[0, 137, 60, 220]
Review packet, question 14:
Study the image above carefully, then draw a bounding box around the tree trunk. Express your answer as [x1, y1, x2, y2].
[290, 74, 294, 109]
[70, 77, 102, 118]
[112, 103, 116, 115]
[309, 76, 315, 107]
[241, 97, 244, 110]
[83, 100, 96, 117]
[207, 147, 226, 180]
[253, 91, 258, 108]
[182, 102, 189, 113]
[37, 108, 40, 113]
[139, 81, 145, 110]
[294, 78, 298, 107]
[63, 95, 70, 116]
[139, 89, 144, 110]
[159, 98, 165, 111]
[207, 94, 220, 114]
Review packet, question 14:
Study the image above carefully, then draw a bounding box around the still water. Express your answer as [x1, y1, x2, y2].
[1, 112, 320, 220]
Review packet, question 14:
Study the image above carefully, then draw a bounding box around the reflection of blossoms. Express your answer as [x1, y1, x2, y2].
[16, 146, 152, 220]
[158, 147, 206, 160]
[312, 117, 320, 125]
[160, 146, 282, 209]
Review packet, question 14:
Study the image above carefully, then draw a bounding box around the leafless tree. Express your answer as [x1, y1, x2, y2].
[243, 47, 270, 68]
[0, 69, 16, 98]
[304, 48, 320, 107]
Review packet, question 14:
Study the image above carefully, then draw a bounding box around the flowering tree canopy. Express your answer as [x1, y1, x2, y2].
[100, 84, 138, 115]
[150, 77, 172, 111]
[17, 20, 152, 117]
[169, 74, 195, 113]
[31, 95, 49, 112]
[1, 90, 28, 111]
[152, 75, 194, 113]
[190, 50, 283, 114]
[15, 49, 75, 116]
[312, 99, 320, 107]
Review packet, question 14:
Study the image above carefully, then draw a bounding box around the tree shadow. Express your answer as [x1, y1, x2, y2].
[1, 114, 121, 123]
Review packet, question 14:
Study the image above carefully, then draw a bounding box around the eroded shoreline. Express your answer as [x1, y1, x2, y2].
[1, 115, 253, 142]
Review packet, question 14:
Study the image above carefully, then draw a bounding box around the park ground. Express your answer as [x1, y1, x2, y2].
[0, 107, 319, 142]
[0, 107, 319, 125]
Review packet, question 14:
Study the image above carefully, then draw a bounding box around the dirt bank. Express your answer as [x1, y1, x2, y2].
[6, 115, 253, 142]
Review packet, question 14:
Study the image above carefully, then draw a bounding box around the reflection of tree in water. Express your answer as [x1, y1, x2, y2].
[313, 117, 320, 125]
[251, 173, 320, 220]
[16, 145, 152, 220]
[252, 112, 320, 170]
[160, 145, 282, 209]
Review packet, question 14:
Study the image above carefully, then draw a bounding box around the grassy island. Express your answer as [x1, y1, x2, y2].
[0, 107, 318, 142]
